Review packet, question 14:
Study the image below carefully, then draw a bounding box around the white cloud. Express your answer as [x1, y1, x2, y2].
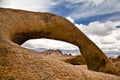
[66, 17, 74, 23]
[0, 0, 57, 12]
[67, 0, 120, 20]
[75, 21, 116, 36]
[91, 0, 104, 5]
[100, 36, 117, 44]
[22, 38, 79, 50]
[66, 0, 104, 5]
[73, 17, 120, 52]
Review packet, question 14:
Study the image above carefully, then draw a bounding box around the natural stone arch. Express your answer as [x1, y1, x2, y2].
[0, 8, 119, 75]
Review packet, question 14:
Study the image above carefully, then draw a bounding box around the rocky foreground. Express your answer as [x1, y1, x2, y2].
[1, 48, 119, 80]
[39, 49, 120, 79]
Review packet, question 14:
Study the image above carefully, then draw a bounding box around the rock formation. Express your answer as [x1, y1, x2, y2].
[0, 7, 120, 77]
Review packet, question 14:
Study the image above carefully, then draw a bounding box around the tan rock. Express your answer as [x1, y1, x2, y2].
[0, 8, 120, 79]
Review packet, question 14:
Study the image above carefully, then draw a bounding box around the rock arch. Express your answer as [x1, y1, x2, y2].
[0, 8, 119, 75]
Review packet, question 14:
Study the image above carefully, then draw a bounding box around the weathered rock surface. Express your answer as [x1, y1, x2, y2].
[0, 8, 120, 79]
[0, 46, 120, 80]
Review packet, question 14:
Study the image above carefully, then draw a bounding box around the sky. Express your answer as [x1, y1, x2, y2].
[0, 0, 120, 53]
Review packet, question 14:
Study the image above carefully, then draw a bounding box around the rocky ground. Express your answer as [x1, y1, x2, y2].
[110, 56, 120, 72]
[40, 49, 120, 71]
[0, 48, 120, 80]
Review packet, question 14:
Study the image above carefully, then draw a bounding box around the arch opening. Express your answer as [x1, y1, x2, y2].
[21, 38, 80, 55]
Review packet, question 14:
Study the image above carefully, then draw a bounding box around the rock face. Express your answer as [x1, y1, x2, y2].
[65, 55, 86, 65]
[0, 7, 120, 78]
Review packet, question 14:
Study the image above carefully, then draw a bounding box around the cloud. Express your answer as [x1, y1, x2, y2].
[100, 36, 117, 44]
[75, 21, 116, 36]
[91, 0, 104, 5]
[117, 36, 120, 40]
[72, 17, 120, 51]
[66, 0, 120, 21]
[22, 38, 79, 50]
[66, 17, 74, 23]
[0, 0, 58, 12]
[65, 0, 104, 5]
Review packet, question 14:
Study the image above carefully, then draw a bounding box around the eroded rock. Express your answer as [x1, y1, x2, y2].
[0, 8, 120, 78]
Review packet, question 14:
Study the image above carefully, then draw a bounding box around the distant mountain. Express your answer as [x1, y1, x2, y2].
[28, 47, 80, 54]
[29, 48, 120, 58]
[61, 49, 80, 54]
[104, 51, 120, 58]
[30, 48, 47, 52]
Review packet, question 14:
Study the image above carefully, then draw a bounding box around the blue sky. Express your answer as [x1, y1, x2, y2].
[48, 0, 120, 25]
[0, 0, 120, 53]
